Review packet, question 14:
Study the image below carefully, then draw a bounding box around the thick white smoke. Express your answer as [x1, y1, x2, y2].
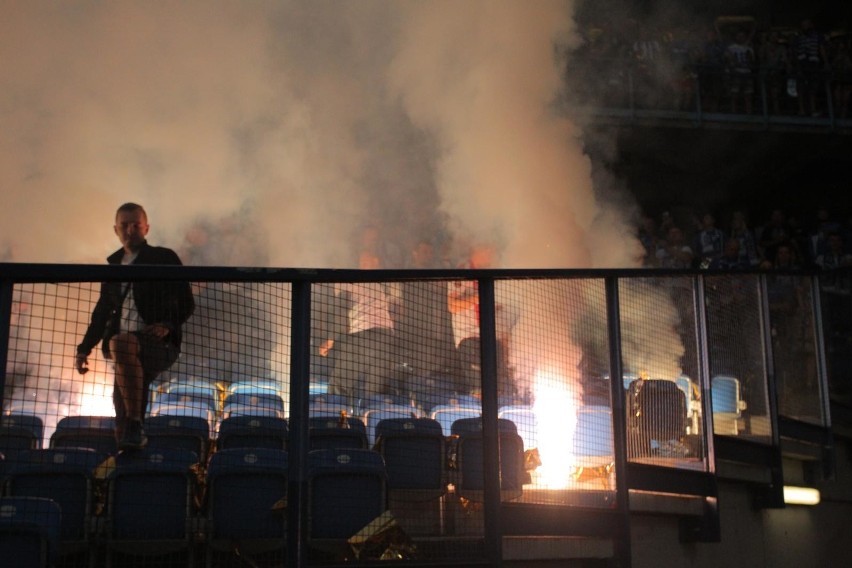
[0, 1, 643, 269]
[2, 3, 686, 433]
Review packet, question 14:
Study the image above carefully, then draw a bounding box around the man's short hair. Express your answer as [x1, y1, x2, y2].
[116, 202, 147, 221]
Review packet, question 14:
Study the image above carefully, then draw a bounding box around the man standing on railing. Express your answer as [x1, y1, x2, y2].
[75, 203, 195, 450]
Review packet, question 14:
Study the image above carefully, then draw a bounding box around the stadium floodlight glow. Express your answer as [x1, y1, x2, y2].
[783, 486, 821, 506]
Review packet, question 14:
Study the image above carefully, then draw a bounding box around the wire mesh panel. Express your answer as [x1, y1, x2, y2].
[5, 283, 105, 443]
[3, 279, 293, 568]
[618, 277, 706, 470]
[1, 266, 834, 565]
[312, 281, 407, 409]
[820, 267, 852, 407]
[176, 282, 292, 412]
[704, 274, 771, 440]
[765, 274, 826, 425]
[495, 278, 616, 507]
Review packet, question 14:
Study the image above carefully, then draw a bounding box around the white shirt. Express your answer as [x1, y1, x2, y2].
[335, 282, 398, 334]
[121, 251, 143, 333]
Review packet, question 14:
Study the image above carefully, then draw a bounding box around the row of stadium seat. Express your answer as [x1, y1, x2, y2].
[0, 417, 528, 567]
[0, 446, 387, 566]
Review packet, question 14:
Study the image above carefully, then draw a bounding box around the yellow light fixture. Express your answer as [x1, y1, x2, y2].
[783, 486, 821, 506]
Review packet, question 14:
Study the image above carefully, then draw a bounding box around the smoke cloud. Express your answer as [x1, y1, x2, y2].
[0, 0, 641, 269]
[3, 2, 694, 433]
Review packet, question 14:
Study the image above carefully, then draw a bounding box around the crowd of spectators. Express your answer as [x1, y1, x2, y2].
[637, 204, 852, 272]
[571, 15, 852, 118]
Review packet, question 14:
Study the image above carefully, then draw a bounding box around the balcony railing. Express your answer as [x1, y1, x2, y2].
[0, 263, 843, 566]
[563, 57, 852, 131]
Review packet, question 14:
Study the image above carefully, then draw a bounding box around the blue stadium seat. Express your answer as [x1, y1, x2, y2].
[498, 405, 538, 452]
[50, 415, 117, 456]
[206, 447, 288, 563]
[362, 405, 419, 447]
[223, 392, 286, 419]
[308, 448, 387, 540]
[450, 418, 525, 501]
[1, 413, 44, 448]
[104, 447, 199, 566]
[0, 425, 42, 463]
[148, 402, 216, 439]
[226, 381, 286, 408]
[6, 448, 103, 558]
[145, 414, 211, 462]
[711, 375, 747, 436]
[217, 415, 288, 451]
[309, 394, 355, 419]
[625, 379, 688, 458]
[308, 416, 368, 450]
[155, 390, 218, 413]
[0, 496, 62, 568]
[374, 417, 446, 498]
[429, 403, 481, 437]
[573, 406, 615, 468]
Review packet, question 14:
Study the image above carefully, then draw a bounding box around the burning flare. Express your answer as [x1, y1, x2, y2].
[531, 368, 578, 489]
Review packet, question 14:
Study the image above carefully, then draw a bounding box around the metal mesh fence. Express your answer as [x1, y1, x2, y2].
[766, 274, 826, 426]
[618, 276, 706, 470]
[0, 269, 834, 566]
[704, 274, 771, 441]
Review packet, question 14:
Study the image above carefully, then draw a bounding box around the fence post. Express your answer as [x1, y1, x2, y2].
[0, 279, 13, 411]
[287, 278, 312, 567]
[478, 277, 503, 567]
[605, 277, 632, 567]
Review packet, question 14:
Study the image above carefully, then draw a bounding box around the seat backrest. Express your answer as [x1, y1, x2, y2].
[228, 381, 284, 398]
[626, 379, 687, 440]
[148, 403, 217, 438]
[308, 417, 369, 451]
[162, 385, 219, 411]
[498, 405, 538, 452]
[217, 415, 288, 450]
[430, 404, 481, 436]
[146, 414, 210, 435]
[108, 448, 198, 541]
[374, 418, 445, 493]
[711, 375, 743, 415]
[573, 406, 615, 461]
[0, 414, 44, 448]
[361, 394, 414, 410]
[308, 448, 386, 539]
[55, 415, 115, 432]
[309, 402, 355, 419]
[308, 416, 366, 432]
[50, 416, 117, 455]
[454, 428, 525, 500]
[362, 405, 419, 446]
[0, 496, 62, 568]
[223, 392, 284, 415]
[7, 448, 102, 541]
[206, 448, 288, 540]
[0, 426, 41, 461]
[145, 414, 211, 461]
[450, 417, 518, 437]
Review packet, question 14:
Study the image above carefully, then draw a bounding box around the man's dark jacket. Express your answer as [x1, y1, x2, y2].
[77, 242, 195, 359]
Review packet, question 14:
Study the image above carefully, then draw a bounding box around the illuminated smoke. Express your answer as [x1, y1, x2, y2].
[1, 2, 687, 447]
[0, 1, 643, 269]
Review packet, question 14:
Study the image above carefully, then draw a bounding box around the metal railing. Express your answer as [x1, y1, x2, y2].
[0, 263, 838, 566]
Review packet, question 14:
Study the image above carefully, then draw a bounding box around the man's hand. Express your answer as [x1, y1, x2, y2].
[319, 338, 334, 357]
[75, 352, 89, 375]
[144, 323, 170, 339]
